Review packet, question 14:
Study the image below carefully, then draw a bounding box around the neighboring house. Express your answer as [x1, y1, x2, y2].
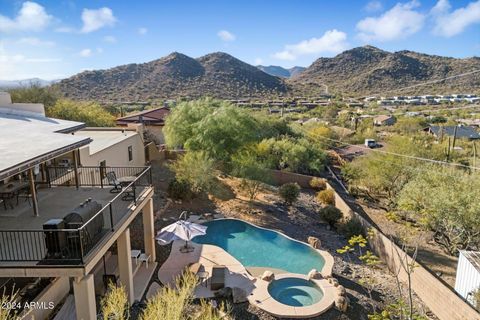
[373, 114, 396, 126]
[116, 107, 170, 144]
[425, 125, 480, 140]
[454, 251, 480, 307]
[74, 126, 146, 167]
[0, 93, 155, 320]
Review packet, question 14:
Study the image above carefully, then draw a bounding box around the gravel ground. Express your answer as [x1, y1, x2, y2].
[129, 161, 437, 320]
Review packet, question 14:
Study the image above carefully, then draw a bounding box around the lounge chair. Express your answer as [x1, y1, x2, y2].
[210, 265, 227, 290]
[106, 171, 122, 193]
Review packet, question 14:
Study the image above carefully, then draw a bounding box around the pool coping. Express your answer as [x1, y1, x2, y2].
[196, 218, 334, 278]
[248, 273, 336, 319]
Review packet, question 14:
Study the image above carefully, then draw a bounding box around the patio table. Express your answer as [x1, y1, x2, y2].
[118, 176, 136, 201]
[0, 181, 29, 210]
[131, 249, 141, 265]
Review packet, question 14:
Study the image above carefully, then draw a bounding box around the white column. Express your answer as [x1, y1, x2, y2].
[142, 198, 156, 262]
[73, 274, 96, 320]
[117, 228, 134, 303]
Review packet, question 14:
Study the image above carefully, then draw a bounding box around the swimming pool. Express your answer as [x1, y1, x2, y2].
[192, 219, 325, 274]
[268, 278, 324, 307]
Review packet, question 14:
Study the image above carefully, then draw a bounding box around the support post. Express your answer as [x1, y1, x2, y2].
[73, 275, 96, 320]
[72, 150, 79, 189]
[117, 228, 134, 303]
[142, 198, 156, 262]
[28, 168, 39, 217]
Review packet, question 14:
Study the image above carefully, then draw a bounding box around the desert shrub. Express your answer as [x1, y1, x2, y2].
[167, 178, 192, 200]
[279, 183, 301, 205]
[319, 205, 342, 226]
[309, 177, 327, 190]
[316, 189, 335, 205]
[338, 218, 365, 238]
[140, 271, 197, 320]
[47, 99, 115, 126]
[473, 287, 480, 311]
[170, 151, 217, 194]
[100, 282, 128, 320]
[232, 149, 271, 201]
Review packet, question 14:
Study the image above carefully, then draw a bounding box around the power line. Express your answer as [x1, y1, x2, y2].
[294, 123, 480, 171]
[354, 69, 480, 99]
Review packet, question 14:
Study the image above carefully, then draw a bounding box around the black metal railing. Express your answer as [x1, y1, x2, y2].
[45, 166, 147, 188]
[0, 166, 152, 266]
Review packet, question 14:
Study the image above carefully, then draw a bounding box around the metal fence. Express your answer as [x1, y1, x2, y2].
[0, 166, 152, 266]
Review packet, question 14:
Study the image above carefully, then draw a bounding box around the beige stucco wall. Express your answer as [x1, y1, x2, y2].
[145, 125, 165, 144]
[79, 133, 146, 167]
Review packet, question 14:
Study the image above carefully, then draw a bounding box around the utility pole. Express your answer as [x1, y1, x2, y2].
[451, 125, 458, 160]
[473, 141, 477, 169]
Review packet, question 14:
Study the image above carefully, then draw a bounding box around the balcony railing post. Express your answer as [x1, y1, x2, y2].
[109, 203, 114, 231]
[133, 181, 137, 205]
[100, 168, 104, 188]
[78, 229, 85, 264]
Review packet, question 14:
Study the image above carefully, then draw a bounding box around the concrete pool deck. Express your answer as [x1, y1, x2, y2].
[158, 223, 338, 318]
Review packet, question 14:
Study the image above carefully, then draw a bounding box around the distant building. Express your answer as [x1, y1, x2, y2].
[425, 125, 480, 140]
[116, 107, 170, 144]
[373, 115, 396, 126]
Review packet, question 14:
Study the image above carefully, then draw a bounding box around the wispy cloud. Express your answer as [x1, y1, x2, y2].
[356, 0, 425, 42]
[217, 30, 236, 42]
[254, 57, 263, 65]
[272, 29, 349, 61]
[431, 0, 480, 37]
[365, 1, 383, 12]
[17, 37, 55, 47]
[0, 1, 53, 33]
[103, 35, 117, 43]
[81, 7, 116, 33]
[79, 48, 92, 57]
[138, 27, 148, 35]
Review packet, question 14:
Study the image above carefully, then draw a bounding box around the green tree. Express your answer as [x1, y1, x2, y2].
[164, 98, 260, 163]
[8, 84, 59, 109]
[231, 149, 271, 201]
[48, 99, 115, 126]
[397, 167, 480, 253]
[170, 151, 217, 194]
[254, 137, 326, 175]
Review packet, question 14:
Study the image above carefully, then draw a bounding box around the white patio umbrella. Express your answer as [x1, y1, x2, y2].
[155, 219, 207, 252]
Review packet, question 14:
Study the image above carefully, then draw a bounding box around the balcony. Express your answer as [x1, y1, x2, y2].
[0, 166, 153, 268]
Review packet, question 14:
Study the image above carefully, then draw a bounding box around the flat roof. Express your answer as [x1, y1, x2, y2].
[0, 110, 90, 179]
[74, 129, 137, 155]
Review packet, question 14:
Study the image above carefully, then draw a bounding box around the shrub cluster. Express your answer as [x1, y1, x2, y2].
[309, 177, 327, 190]
[319, 205, 342, 226]
[279, 183, 301, 205]
[316, 189, 335, 205]
[167, 179, 192, 200]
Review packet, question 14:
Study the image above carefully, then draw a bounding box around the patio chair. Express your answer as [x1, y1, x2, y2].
[106, 171, 122, 193]
[210, 265, 227, 290]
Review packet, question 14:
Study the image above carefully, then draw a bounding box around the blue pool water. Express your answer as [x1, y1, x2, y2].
[192, 219, 325, 274]
[268, 278, 324, 306]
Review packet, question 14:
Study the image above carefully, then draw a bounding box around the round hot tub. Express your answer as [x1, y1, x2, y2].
[267, 277, 324, 307]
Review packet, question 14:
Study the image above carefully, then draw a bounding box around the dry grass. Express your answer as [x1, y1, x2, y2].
[140, 272, 197, 320]
[140, 272, 229, 320]
[100, 282, 129, 320]
[0, 289, 18, 320]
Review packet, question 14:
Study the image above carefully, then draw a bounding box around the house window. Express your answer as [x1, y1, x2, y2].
[128, 146, 133, 162]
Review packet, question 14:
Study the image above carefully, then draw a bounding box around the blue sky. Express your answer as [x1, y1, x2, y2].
[0, 0, 479, 80]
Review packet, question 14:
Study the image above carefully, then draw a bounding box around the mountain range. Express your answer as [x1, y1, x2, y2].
[0, 78, 59, 89]
[54, 46, 480, 101]
[256, 65, 306, 78]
